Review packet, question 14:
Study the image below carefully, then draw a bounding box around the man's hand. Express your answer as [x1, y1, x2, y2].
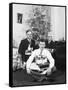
[47, 68, 52, 76]
[27, 68, 31, 74]
[21, 62, 26, 69]
[40, 70, 47, 75]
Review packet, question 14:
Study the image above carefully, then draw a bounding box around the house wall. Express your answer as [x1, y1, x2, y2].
[50, 6, 65, 41]
[13, 4, 32, 46]
[13, 4, 65, 47]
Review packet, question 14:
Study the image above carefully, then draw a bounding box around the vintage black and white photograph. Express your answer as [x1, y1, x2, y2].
[9, 3, 66, 87]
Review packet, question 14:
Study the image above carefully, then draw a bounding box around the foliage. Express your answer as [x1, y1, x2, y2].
[27, 6, 51, 40]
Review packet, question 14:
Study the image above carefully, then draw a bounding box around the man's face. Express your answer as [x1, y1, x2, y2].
[48, 36, 52, 41]
[26, 31, 32, 40]
[39, 42, 45, 49]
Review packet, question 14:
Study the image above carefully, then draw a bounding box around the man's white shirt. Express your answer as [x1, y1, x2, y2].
[26, 48, 55, 71]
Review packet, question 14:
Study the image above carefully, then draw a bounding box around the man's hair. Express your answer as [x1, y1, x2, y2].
[39, 39, 45, 43]
[26, 29, 32, 34]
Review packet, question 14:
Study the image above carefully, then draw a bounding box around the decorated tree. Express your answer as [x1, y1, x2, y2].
[26, 6, 51, 41]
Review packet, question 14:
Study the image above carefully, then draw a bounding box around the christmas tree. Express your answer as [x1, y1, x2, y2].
[27, 6, 51, 41]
